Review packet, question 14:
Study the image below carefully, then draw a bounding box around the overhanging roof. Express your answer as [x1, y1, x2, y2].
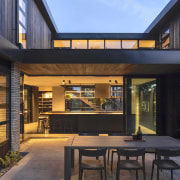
[0, 35, 19, 62]
[53, 33, 156, 40]
[145, 0, 179, 34]
[20, 49, 180, 64]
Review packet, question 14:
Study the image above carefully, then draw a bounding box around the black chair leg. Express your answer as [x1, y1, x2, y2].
[151, 161, 154, 180]
[143, 167, 146, 180]
[107, 149, 110, 164]
[111, 152, 114, 171]
[171, 170, 173, 180]
[157, 167, 159, 180]
[116, 163, 120, 180]
[136, 170, 138, 180]
[79, 168, 83, 180]
[104, 160, 107, 180]
[100, 169, 103, 180]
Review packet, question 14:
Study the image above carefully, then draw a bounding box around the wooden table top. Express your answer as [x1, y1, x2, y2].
[66, 136, 180, 149]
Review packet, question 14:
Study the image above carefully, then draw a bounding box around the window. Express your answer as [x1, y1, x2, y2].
[54, 40, 71, 48]
[105, 40, 121, 49]
[89, 40, 104, 49]
[161, 29, 170, 49]
[72, 40, 87, 49]
[122, 40, 138, 49]
[18, 0, 27, 48]
[139, 40, 155, 48]
[131, 78, 156, 134]
[0, 68, 10, 144]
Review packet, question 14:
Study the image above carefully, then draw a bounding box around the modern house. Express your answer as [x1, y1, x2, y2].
[0, 0, 180, 156]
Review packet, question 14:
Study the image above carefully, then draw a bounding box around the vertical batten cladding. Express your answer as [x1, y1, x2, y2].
[26, 0, 52, 49]
[11, 62, 20, 151]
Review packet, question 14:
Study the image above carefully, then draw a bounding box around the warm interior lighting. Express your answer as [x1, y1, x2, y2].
[105, 40, 121, 49]
[109, 80, 111, 84]
[139, 40, 155, 48]
[54, 40, 70, 48]
[89, 40, 104, 49]
[72, 40, 87, 49]
[62, 80, 65, 85]
[122, 40, 138, 49]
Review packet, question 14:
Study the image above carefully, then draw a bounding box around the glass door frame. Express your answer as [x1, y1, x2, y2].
[123, 75, 159, 135]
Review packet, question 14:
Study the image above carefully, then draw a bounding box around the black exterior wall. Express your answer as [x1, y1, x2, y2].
[159, 75, 180, 138]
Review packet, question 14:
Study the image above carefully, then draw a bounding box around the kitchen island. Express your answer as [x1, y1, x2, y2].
[40, 112, 124, 134]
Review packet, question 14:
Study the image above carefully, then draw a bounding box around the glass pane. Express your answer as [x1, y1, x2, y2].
[0, 75, 7, 123]
[89, 40, 104, 49]
[139, 40, 155, 48]
[105, 40, 121, 49]
[131, 78, 156, 134]
[54, 40, 70, 48]
[122, 40, 138, 49]
[72, 40, 87, 49]
[19, 0, 26, 12]
[19, 10, 26, 27]
[0, 124, 8, 143]
[19, 24, 26, 48]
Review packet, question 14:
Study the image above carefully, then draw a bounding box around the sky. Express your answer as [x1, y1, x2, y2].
[46, 0, 170, 33]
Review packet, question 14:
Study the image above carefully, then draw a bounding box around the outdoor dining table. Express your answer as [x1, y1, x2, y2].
[64, 136, 180, 180]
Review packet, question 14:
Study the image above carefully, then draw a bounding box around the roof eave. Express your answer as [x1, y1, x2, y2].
[144, 0, 179, 34]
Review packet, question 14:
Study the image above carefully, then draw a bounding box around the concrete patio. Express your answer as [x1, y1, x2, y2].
[1, 136, 180, 180]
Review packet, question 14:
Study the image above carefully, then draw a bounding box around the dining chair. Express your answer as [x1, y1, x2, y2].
[79, 148, 107, 180]
[79, 132, 99, 136]
[143, 134, 157, 160]
[116, 148, 146, 180]
[79, 132, 99, 159]
[151, 149, 180, 180]
[107, 132, 124, 171]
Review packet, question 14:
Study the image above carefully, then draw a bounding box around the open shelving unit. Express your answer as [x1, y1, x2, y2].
[38, 91, 52, 113]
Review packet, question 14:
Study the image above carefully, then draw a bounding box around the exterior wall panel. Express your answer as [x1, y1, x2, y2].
[26, 0, 51, 49]
[0, 0, 14, 43]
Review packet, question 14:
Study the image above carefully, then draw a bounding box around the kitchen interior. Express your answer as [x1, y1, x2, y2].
[22, 76, 124, 136]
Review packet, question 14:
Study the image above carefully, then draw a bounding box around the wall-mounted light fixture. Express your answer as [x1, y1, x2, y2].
[69, 80, 71, 84]
[115, 80, 118, 84]
[109, 80, 111, 84]
[62, 80, 65, 85]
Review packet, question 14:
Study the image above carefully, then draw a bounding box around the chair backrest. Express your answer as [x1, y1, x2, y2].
[108, 132, 123, 136]
[117, 148, 145, 157]
[79, 132, 99, 136]
[157, 149, 180, 159]
[79, 148, 107, 157]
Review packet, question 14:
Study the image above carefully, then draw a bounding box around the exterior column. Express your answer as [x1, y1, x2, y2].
[11, 62, 20, 151]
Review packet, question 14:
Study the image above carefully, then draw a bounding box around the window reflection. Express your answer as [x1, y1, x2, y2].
[18, 0, 27, 49]
[89, 40, 104, 49]
[139, 40, 155, 48]
[54, 40, 71, 48]
[105, 40, 121, 49]
[122, 40, 138, 49]
[19, 24, 26, 48]
[131, 78, 156, 134]
[72, 40, 87, 49]
[162, 29, 170, 49]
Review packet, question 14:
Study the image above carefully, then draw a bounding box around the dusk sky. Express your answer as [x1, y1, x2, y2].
[46, 0, 170, 33]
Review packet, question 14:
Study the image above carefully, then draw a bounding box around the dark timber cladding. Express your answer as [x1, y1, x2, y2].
[27, 0, 52, 49]
[0, 0, 15, 43]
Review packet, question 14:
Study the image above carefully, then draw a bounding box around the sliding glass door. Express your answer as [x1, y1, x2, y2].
[125, 77, 156, 134]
